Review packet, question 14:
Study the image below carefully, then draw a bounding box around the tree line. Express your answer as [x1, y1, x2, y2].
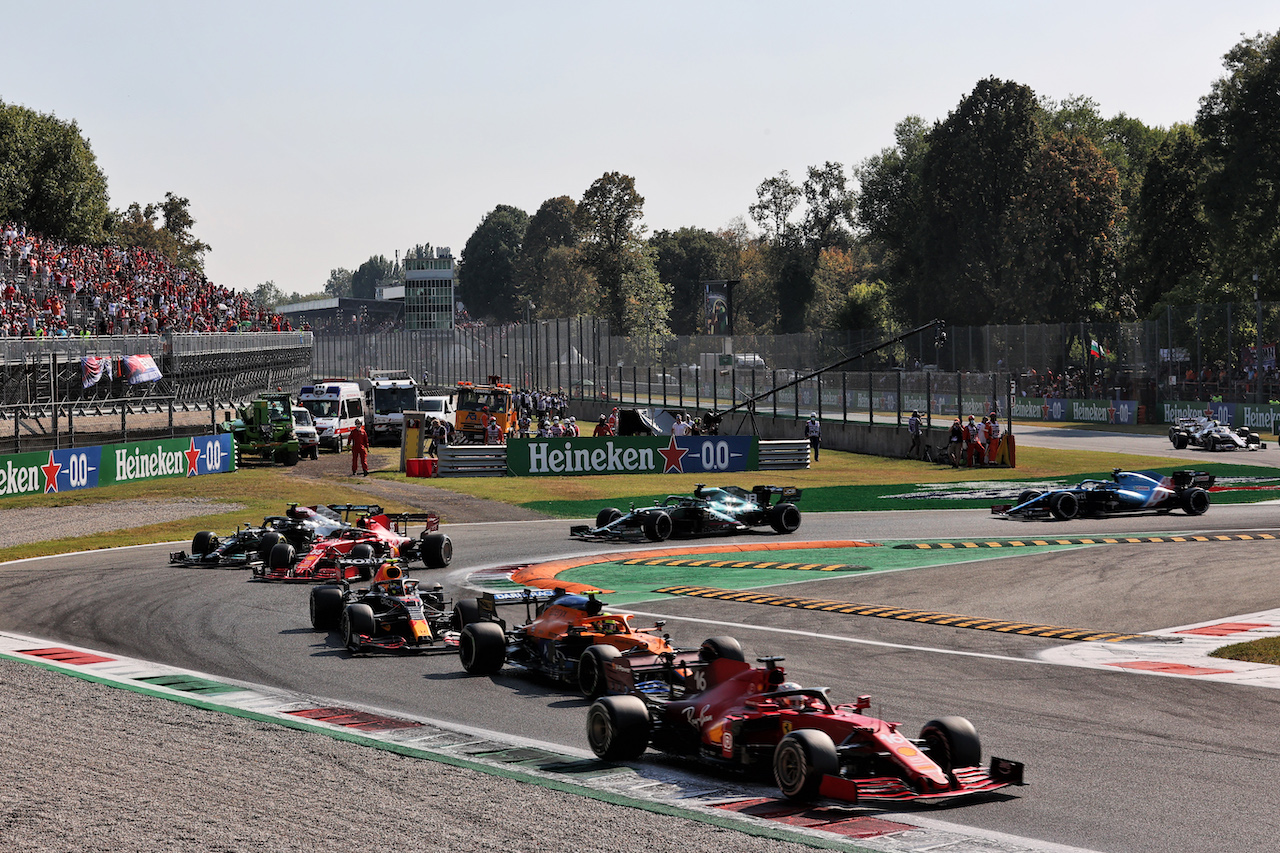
[458, 30, 1280, 339]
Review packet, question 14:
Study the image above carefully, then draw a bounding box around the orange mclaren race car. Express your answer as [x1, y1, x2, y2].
[251, 506, 453, 582]
[455, 588, 743, 697]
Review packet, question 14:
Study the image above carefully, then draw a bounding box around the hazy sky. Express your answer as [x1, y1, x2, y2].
[5, 2, 1276, 296]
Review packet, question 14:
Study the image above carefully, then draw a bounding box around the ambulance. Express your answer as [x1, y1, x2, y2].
[298, 380, 365, 450]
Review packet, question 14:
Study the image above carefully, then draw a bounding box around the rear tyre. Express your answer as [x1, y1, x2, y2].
[921, 716, 982, 770]
[642, 511, 673, 542]
[420, 532, 453, 568]
[191, 531, 217, 556]
[578, 644, 621, 698]
[309, 585, 344, 630]
[773, 729, 839, 801]
[1183, 487, 1210, 516]
[1049, 491, 1079, 521]
[451, 598, 481, 631]
[768, 503, 802, 534]
[459, 622, 507, 674]
[340, 603, 376, 651]
[698, 636, 745, 663]
[595, 507, 623, 529]
[585, 695, 651, 760]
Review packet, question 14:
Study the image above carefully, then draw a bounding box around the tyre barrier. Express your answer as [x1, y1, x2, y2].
[438, 445, 508, 477]
[758, 439, 811, 470]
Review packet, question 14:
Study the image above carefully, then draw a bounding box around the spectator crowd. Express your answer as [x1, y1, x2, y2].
[1, 222, 292, 339]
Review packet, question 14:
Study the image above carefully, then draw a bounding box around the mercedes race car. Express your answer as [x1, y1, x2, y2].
[309, 561, 458, 653]
[992, 469, 1215, 520]
[570, 484, 801, 542]
[1169, 416, 1265, 451]
[170, 503, 358, 568]
[456, 588, 736, 697]
[586, 653, 1024, 805]
[252, 506, 453, 582]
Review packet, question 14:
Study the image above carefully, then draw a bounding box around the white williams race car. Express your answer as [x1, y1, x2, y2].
[1168, 416, 1264, 451]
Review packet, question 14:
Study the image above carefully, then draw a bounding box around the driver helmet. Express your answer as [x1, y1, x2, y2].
[776, 681, 807, 710]
[387, 579, 406, 596]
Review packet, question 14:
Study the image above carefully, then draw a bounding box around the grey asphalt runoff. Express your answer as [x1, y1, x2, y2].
[0, 657, 821, 853]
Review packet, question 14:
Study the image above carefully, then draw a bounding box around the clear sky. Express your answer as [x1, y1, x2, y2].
[5, 2, 1276, 296]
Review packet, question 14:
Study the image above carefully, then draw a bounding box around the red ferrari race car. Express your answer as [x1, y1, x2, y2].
[456, 588, 743, 697]
[309, 561, 458, 654]
[252, 505, 453, 582]
[586, 654, 1024, 805]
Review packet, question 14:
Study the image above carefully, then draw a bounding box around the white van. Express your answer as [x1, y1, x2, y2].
[299, 380, 365, 451]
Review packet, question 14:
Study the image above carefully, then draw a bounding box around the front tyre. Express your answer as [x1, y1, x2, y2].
[309, 585, 344, 630]
[642, 511, 673, 542]
[773, 729, 839, 801]
[920, 716, 982, 771]
[585, 695, 651, 760]
[451, 598, 481, 631]
[340, 603, 376, 652]
[595, 507, 623, 529]
[191, 531, 218, 556]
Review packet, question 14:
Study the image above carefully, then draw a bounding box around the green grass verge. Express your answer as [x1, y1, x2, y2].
[1210, 636, 1280, 666]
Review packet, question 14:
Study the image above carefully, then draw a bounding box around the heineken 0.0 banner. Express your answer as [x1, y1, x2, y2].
[508, 436, 758, 476]
[0, 434, 234, 498]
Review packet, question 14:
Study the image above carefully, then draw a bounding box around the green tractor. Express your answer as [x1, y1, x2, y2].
[219, 392, 302, 467]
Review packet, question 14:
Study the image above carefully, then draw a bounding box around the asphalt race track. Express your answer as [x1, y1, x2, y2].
[5, 505, 1280, 852]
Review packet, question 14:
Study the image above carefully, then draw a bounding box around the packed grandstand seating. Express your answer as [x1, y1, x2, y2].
[0, 222, 292, 338]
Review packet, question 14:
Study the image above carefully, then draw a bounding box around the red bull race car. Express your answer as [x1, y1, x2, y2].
[586, 653, 1024, 805]
[991, 469, 1214, 520]
[456, 588, 741, 697]
[309, 562, 458, 653]
[252, 506, 453, 582]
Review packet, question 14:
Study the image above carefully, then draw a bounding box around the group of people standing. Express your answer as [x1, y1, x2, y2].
[943, 412, 1002, 467]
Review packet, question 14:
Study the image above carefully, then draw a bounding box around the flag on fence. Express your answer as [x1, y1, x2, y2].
[82, 356, 111, 389]
[122, 354, 163, 384]
[1089, 340, 1107, 359]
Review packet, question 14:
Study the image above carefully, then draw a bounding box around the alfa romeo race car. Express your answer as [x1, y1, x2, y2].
[252, 506, 453, 582]
[309, 561, 457, 653]
[586, 654, 1024, 805]
[169, 503, 356, 568]
[570, 484, 801, 542]
[992, 469, 1215, 520]
[1168, 416, 1265, 451]
[456, 588, 740, 697]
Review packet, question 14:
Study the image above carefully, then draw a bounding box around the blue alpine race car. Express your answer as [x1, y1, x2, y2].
[992, 469, 1214, 520]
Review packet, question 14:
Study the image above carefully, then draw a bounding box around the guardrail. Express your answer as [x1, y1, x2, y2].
[437, 445, 507, 477]
[758, 439, 811, 470]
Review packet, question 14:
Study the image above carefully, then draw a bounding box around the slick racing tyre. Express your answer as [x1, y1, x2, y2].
[642, 510, 673, 542]
[773, 729, 839, 801]
[348, 543, 376, 579]
[586, 695, 651, 761]
[920, 716, 982, 771]
[459, 622, 507, 674]
[578, 644, 621, 698]
[257, 531, 285, 564]
[1049, 491, 1079, 521]
[1183, 487, 1210, 516]
[420, 531, 453, 569]
[340, 603, 376, 652]
[310, 585, 345, 630]
[191, 531, 218, 556]
[1172, 432, 1189, 450]
[1016, 490, 1042, 506]
[451, 598, 481, 631]
[268, 541, 296, 570]
[768, 503, 802, 534]
[698, 636, 745, 663]
[595, 507, 623, 529]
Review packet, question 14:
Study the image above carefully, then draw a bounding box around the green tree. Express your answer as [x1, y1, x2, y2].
[716, 218, 778, 333]
[253, 280, 283, 310]
[113, 193, 211, 272]
[1129, 124, 1211, 311]
[618, 244, 672, 355]
[1197, 30, 1280, 296]
[535, 246, 601, 318]
[577, 173, 646, 325]
[458, 204, 530, 321]
[0, 101, 110, 243]
[514, 196, 578, 315]
[649, 227, 733, 335]
[351, 255, 398, 300]
[324, 267, 354, 298]
[747, 171, 800, 242]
